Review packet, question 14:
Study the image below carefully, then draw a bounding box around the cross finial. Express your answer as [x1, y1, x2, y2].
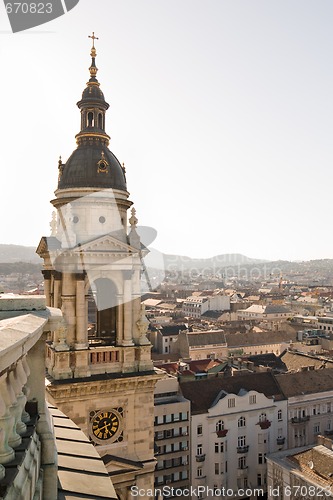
[89, 32, 99, 48]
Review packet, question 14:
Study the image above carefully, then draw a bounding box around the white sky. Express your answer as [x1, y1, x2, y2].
[0, 0, 332, 262]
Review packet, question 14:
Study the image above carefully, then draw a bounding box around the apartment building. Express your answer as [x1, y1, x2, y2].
[237, 305, 292, 321]
[180, 373, 288, 499]
[275, 369, 333, 449]
[154, 373, 191, 494]
[182, 294, 230, 319]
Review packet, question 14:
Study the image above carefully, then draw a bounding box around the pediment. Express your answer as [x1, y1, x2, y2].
[72, 234, 139, 255]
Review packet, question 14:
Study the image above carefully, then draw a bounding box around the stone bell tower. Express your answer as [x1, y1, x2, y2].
[37, 34, 160, 499]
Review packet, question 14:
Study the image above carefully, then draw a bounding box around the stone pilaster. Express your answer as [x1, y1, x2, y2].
[42, 270, 52, 307]
[75, 273, 88, 349]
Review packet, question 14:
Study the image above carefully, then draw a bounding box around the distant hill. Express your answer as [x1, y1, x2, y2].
[163, 253, 266, 271]
[0, 244, 40, 263]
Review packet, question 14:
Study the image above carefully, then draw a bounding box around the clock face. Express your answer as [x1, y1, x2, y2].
[91, 410, 120, 441]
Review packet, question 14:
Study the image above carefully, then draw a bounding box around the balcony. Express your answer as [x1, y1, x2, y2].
[324, 430, 333, 436]
[216, 429, 228, 438]
[291, 415, 310, 423]
[196, 454, 206, 462]
[257, 420, 271, 430]
[237, 445, 249, 454]
[277, 437, 286, 445]
[237, 466, 248, 478]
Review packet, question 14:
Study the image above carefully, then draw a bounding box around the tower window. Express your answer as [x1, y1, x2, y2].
[73, 216, 79, 224]
[98, 113, 103, 129]
[99, 216, 106, 224]
[87, 112, 94, 127]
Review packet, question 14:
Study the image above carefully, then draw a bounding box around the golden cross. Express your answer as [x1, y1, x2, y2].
[88, 32, 99, 48]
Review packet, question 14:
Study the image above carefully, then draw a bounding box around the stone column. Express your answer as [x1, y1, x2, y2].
[122, 273, 134, 347]
[75, 273, 88, 349]
[42, 270, 52, 307]
[116, 295, 124, 346]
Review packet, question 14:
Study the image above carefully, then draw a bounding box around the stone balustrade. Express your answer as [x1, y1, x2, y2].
[0, 295, 62, 500]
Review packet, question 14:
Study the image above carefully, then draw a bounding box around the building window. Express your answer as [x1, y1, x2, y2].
[278, 410, 282, 421]
[197, 424, 203, 436]
[258, 453, 266, 464]
[238, 436, 246, 447]
[215, 442, 224, 453]
[238, 456, 246, 469]
[216, 420, 224, 432]
[257, 474, 262, 486]
[197, 467, 202, 477]
[259, 413, 267, 422]
[214, 463, 219, 475]
[197, 444, 203, 456]
[238, 416, 246, 427]
[249, 395, 256, 404]
[228, 398, 236, 408]
[314, 424, 320, 434]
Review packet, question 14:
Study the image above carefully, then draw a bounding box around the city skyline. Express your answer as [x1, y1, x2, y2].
[1, 1, 332, 262]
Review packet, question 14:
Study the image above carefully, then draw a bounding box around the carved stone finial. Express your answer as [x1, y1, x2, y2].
[58, 156, 64, 181]
[129, 207, 138, 228]
[50, 211, 57, 236]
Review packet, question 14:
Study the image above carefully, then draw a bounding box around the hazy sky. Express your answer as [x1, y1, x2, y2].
[0, 0, 332, 261]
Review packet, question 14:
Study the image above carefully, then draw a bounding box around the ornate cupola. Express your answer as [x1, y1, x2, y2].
[75, 32, 110, 146]
[56, 32, 127, 195]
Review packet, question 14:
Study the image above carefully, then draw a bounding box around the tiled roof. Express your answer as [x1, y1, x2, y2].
[49, 405, 117, 500]
[160, 324, 188, 336]
[187, 331, 226, 347]
[291, 445, 333, 483]
[275, 368, 333, 397]
[281, 350, 333, 371]
[225, 330, 295, 347]
[180, 372, 285, 414]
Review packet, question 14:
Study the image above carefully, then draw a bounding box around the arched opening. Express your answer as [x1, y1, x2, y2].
[88, 278, 118, 345]
[98, 113, 103, 129]
[87, 111, 94, 127]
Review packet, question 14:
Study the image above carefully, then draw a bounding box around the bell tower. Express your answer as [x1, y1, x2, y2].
[37, 35, 160, 498]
